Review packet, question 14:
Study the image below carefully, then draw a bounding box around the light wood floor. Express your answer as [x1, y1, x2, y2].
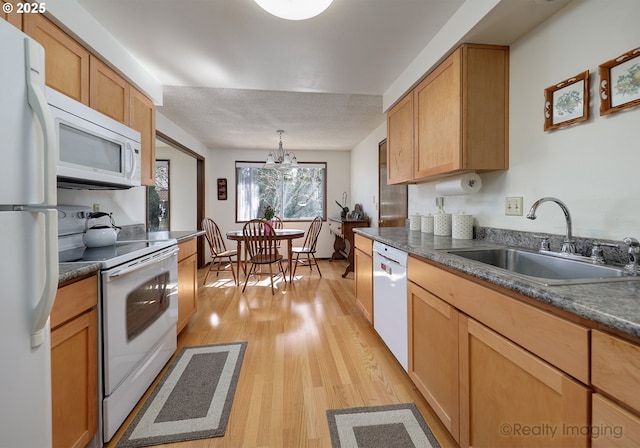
[106, 259, 457, 448]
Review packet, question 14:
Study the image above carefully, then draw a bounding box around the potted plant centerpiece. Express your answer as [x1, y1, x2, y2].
[263, 205, 276, 232]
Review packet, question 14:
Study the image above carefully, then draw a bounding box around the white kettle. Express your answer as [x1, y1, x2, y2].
[83, 212, 121, 248]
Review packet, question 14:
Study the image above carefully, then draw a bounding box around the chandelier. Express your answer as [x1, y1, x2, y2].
[254, 0, 333, 21]
[265, 130, 297, 168]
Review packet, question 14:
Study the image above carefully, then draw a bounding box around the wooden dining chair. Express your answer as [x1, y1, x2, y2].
[242, 219, 287, 294]
[271, 215, 284, 251]
[202, 218, 237, 285]
[291, 216, 323, 278]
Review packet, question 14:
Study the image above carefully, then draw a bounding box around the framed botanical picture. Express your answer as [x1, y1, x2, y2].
[599, 47, 640, 116]
[544, 71, 589, 131]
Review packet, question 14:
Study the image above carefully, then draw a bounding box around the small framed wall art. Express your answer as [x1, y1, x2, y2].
[217, 178, 227, 200]
[599, 47, 640, 116]
[544, 70, 589, 131]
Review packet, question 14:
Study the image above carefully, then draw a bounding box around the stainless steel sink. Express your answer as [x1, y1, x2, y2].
[446, 247, 639, 286]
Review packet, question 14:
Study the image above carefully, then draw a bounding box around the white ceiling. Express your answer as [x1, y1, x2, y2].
[76, 0, 570, 152]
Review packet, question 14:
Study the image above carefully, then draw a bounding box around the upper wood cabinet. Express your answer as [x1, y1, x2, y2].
[386, 93, 414, 184]
[387, 44, 509, 184]
[131, 87, 156, 186]
[1, 0, 22, 28]
[23, 14, 90, 104]
[89, 55, 130, 124]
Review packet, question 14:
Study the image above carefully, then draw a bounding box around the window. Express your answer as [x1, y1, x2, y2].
[236, 162, 326, 222]
[147, 160, 170, 231]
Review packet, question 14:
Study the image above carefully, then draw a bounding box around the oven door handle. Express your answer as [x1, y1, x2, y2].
[106, 247, 179, 279]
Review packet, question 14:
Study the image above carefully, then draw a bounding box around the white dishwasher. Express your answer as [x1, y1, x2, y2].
[373, 241, 409, 371]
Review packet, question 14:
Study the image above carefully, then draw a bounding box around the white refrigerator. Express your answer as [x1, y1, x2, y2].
[0, 19, 59, 448]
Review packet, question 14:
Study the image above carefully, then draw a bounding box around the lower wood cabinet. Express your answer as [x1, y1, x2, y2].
[459, 315, 590, 448]
[354, 234, 373, 323]
[50, 275, 98, 448]
[592, 329, 640, 446]
[408, 281, 459, 442]
[406, 255, 591, 447]
[177, 237, 198, 334]
[592, 393, 640, 447]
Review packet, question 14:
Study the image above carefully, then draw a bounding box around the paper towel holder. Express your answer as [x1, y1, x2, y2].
[434, 172, 483, 196]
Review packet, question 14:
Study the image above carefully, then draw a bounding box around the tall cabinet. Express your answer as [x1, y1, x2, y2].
[387, 44, 509, 184]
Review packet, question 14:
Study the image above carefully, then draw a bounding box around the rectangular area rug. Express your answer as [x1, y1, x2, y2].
[116, 342, 247, 448]
[326, 403, 441, 448]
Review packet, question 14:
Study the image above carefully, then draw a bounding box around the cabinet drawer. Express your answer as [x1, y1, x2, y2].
[178, 238, 197, 262]
[592, 393, 640, 448]
[592, 330, 640, 411]
[51, 276, 98, 329]
[408, 256, 589, 383]
[354, 234, 372, 256]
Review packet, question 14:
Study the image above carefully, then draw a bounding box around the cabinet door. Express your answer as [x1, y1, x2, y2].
[408, 281, 459, 441]
[89, 55, 130, 124]
[51, 308, 98, 448]
[414, 49, 461, 179]
[459, 316, 590, 448]
[1, 0, 21, 28]
[592, 393, 640, 448]
[461, 45, 509, 171]
[354, 248, 373, 324]
[386, 92, 414, 184]
[23, 14, 90, 104]
[592, 329, 640, 412]
[131, 87, 156, 186]
[177, 251, 198, 334]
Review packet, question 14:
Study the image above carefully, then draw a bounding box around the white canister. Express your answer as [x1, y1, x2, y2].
[409, 214, 421, 231]
[452, 212, 474, 239]
[434, 212, 452, 236]
[421, 214, 434, 233]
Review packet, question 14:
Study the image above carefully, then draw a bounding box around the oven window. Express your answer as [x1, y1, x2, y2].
[126, 271, 170, 340]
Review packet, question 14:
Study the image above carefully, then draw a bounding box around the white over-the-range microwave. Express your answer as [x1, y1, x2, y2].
[46, 87, 141, 189]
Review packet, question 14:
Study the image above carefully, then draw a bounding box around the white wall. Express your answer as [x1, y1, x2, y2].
[58, 186, 147, 225]
[207, 148, 351, 259]
[353, 0, 640, 242]
[350, 121, 386, 227]
[156, 146, 197, 230]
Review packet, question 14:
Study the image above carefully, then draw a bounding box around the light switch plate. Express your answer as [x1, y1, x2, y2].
[505, 197, 523, 216]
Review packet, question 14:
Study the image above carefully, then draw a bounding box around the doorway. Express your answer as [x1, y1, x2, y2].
[155, 131, 206, 267]
[378, 139, 407, 227]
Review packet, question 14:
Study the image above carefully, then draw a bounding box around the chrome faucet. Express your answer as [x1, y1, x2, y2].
[526, 197, 576, 253]
[623, 237, 640, 275]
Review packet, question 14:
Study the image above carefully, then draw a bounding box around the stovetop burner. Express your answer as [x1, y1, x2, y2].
[59, 240, 176, 264]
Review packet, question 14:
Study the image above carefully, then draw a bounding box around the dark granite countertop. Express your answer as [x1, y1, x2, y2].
[58, 229, 205, 284]
[355, 227, 640, 340]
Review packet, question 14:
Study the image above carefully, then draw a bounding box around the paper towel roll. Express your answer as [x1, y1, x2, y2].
[435, 173, 482, 196]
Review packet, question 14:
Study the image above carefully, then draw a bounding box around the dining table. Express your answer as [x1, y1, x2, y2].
[226, 228, 305, 283]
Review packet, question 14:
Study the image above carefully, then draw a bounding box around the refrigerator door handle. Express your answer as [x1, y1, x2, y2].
[30, 209, 59, 347]
[24, 38, 57, 208]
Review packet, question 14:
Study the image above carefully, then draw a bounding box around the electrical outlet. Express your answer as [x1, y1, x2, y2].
[93, 203, 101, 212]
[505, 197, 523, 216]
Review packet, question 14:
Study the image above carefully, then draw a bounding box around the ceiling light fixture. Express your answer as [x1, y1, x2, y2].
[254, 0, 333, 20]
[265, 130, 297, 168]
